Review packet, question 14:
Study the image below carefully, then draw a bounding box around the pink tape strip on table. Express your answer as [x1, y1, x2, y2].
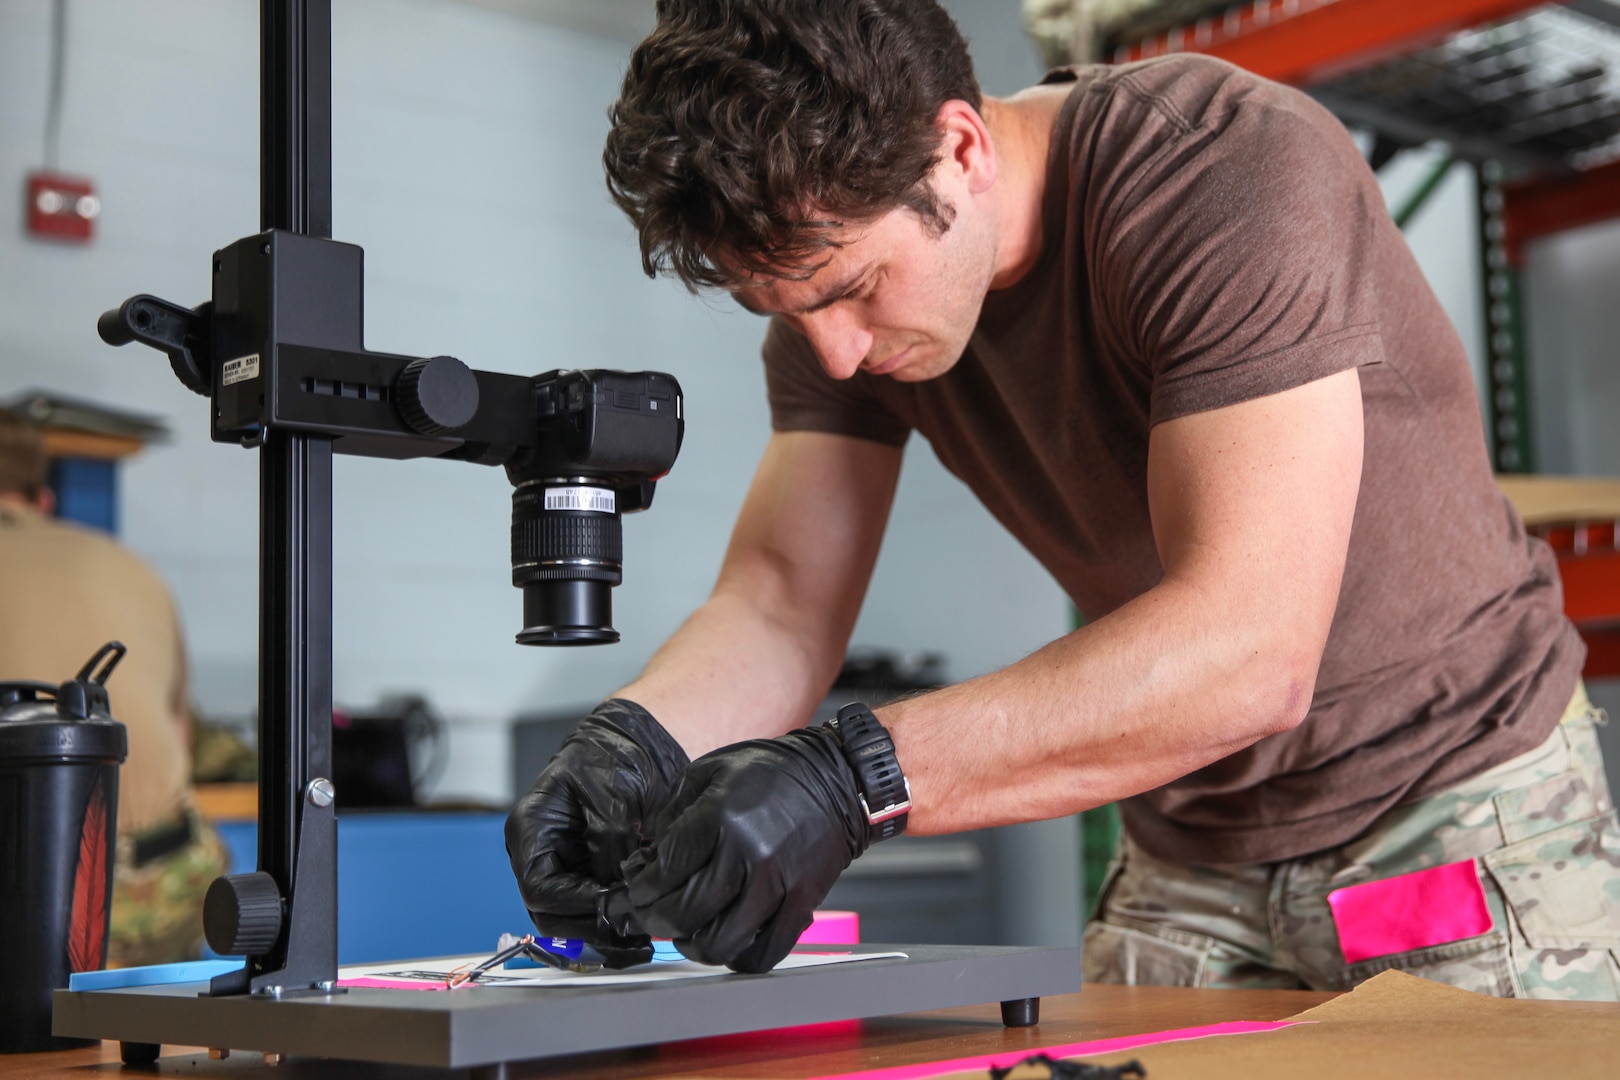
[337, 977, 447, 990]
[811, 1020, 1303, 1080]
[1326, 858, 1493, 965]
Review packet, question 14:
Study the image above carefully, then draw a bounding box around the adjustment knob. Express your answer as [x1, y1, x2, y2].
[396, 356, 478, 435]
[203, 871, 284, 956]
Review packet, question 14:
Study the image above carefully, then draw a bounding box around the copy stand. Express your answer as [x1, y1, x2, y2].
[54, 1, 1081, 1068]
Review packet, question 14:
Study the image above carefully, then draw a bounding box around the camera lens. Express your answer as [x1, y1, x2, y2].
[511, 480, 622, 645]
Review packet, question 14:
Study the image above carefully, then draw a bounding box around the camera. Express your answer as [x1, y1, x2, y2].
[506, 370, 683, 645]
[96, 233, 686, 648]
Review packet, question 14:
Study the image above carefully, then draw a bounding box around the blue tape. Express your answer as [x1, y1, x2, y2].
[69, 960, 244, 992]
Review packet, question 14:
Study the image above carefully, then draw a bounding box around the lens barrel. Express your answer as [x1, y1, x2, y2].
[511, 480, 622, 645]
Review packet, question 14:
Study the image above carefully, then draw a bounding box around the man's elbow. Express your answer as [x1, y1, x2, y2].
[1248, 653, 1318, 738]
[1224, 647, 1315, 738]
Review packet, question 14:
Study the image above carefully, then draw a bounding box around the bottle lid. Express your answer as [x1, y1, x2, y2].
[0, 643, 130, 763]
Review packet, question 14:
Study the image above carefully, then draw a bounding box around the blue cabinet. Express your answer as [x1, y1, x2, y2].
[214, 812, 530, 964]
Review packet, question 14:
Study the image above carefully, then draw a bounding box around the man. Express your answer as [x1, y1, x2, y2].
[0, 407, 226, 967]
[508, 0, 1620, 997]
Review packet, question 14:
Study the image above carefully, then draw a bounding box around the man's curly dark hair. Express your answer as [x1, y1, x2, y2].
[604, 0, 982, 291]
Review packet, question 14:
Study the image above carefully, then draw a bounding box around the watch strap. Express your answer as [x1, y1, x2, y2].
[826, 702, 911, 843]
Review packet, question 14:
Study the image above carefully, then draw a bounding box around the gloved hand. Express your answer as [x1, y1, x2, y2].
[621, 726, 870, 974]
[504, 699, 689, 968]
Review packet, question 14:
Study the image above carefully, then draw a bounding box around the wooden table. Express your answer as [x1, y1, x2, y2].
[0, 985, 1334, 1078]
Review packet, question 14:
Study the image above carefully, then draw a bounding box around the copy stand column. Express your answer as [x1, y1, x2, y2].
[202, 0, 341, 997]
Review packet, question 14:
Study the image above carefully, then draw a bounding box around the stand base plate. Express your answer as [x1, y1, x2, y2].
[56, 945, 1079, 1070]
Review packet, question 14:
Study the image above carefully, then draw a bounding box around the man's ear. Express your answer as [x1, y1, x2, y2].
[34, 487, 56, 516]
[935, 99, 996, 196]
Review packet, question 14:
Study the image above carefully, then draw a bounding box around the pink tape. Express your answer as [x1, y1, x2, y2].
[809, 1020, 1302, 1080]
[798, 909, 861, 945]
[1327, 859, 1493, 965]
[335, 977, 447, 991]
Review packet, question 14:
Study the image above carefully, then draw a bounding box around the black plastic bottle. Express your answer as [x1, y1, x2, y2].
[0, 642, 127, 1052]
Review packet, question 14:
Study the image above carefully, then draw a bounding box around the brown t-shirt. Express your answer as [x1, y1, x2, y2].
[763, 55, 1584, 865]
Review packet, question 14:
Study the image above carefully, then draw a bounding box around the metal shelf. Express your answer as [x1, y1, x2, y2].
[1099, 1, 1620, 249]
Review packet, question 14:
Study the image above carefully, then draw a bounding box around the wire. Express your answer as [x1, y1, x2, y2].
[43, 0, 68, 170]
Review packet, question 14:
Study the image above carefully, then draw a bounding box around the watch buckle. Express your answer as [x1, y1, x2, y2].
[861, 779, 912, 826]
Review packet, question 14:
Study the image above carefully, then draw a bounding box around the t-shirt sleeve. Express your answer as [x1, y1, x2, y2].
[1091, 65, 1387, 426]
[761, 316, 912, 446]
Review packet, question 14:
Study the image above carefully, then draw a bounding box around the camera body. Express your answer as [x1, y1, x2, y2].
[508, 369, 683, 500]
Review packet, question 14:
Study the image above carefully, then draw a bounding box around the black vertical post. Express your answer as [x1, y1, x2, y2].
[253, 0, 337, 989]
[262, 0, 332, 238]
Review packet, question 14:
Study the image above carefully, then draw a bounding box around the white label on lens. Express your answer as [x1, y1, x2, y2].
[222, 353, 260, 386]
[545, 487, 616, 513]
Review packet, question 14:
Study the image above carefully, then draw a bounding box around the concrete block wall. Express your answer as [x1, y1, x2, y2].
[0, 0, 1069, 812]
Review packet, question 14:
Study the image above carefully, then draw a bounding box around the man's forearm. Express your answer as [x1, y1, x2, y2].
[884, 573, 1319, 835]
[616, 581, 842, 759]
[617, 430, 902, 760]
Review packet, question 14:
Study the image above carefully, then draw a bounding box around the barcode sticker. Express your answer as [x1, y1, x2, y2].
[544, 487, 616, 513]
[222, 353, 261, 387]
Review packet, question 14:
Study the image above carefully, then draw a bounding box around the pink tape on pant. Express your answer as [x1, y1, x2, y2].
[809, 1020, 1303, 1080]
[1327, 858, 1493, 965]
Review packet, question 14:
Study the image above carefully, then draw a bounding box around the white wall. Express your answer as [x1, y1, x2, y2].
[1524, 218, 1620, 475]
[0, 0, 1069, 805]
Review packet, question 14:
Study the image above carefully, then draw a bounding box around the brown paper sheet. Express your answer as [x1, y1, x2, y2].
[939, 971, 1620, 1079]
[1496, 475, 1620, 526]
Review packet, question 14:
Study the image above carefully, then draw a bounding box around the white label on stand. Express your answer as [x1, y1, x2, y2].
[544, 487, 616, 513]
[222, 353, 261, 386]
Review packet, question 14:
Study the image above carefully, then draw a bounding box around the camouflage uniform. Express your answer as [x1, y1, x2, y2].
[108, 808, 229, 968]
[1083, 687, 1620, 999]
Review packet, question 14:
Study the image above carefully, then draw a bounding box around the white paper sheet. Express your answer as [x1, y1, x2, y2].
[338, 949, 908, 989]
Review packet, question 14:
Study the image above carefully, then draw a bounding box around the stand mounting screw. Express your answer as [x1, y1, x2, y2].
[307, 777, 335, 807]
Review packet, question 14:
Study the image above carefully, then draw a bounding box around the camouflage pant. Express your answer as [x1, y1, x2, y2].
[1083, 687, 1620, 999]
[108, 808, 229, 968]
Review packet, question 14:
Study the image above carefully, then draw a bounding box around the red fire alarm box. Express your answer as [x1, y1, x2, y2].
[26, 171, 99, 243]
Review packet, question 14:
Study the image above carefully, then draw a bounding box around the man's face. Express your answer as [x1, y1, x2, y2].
[730, 196, 999, 383]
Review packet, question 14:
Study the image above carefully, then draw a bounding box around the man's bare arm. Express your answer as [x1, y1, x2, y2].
[620, 430, 904, 759]
[887, 367, 1365, 833]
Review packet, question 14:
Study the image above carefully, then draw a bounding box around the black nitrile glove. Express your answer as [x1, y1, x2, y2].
[621, 726, 870, 974]
[504, 698, 689, 968]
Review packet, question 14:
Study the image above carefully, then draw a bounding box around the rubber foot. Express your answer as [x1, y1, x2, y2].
[1001, 997, 1040, 1027]
[119, 1041, 161, 1065]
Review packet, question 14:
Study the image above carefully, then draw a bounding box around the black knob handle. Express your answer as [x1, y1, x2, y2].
[203, 872, 284, 956]
[97, 306, 136, 346]
[397, 355, 478, 435]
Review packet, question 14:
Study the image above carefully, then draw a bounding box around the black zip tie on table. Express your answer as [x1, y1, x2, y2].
[988, 1053, 1146, 1080]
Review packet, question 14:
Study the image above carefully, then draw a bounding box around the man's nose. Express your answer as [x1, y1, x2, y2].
[801, 311, 873, 380]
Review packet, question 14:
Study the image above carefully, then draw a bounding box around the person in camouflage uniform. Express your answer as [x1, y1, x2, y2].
[109, 809, 229, 968]
[1085, 688, 1620, 998]
[0, 407, 226, 969]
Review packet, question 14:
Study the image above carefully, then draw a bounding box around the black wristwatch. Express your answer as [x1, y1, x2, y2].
[824, 702, 912, 843]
